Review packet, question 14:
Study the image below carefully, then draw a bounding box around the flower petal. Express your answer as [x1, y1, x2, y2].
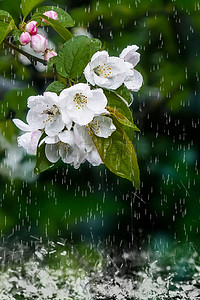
[43, 91, 60, 104]
[58, 130, 74, 145]
[18, 130, 41, 155]
[87, 147, 102, 166]
[68, 107, 94, 126]
[45, 144, 60, 163]
[86, 89, 107, 113]
[13, 119, 31, 132]
[45, 114, 65, 137]
[74, 124, 93, 152]
[120, 45, 140, 67]
[124, 69, 143, 91]
[27, 95, 45, 109]
[26, 109, 46, 130]
[91, 115, 116, 138]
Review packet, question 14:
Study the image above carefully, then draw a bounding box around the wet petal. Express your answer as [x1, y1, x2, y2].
[45, 115, 65, 137]
[87, 147, 102, 166]
[13, 119, 31, 132]
[58, 130, 74, 145]
[45, 144, 60, 163]
[87, 89, 107, 113]
[74, 124, 93, 152]
[91, 115, 116, 138]
[124, 69, 143, 91]
[120, 45, 140, 67]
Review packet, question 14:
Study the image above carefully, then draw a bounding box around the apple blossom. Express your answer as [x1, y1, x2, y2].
[20, 32, 31, 46]
[74, 115, 116, 153]
[84, 50, 133, 90]
[26, 92, 70, 137]
[86, 146, 102, 166]
[25, 21, 37, 35]
[30, 34, 47, 53]
[43, 10, 58, 23]
[59, 83, 108, 126]
[44, 49, 57, 61]
[120, 45, 140, 68]
[12, 119, 42, 155]
[74, 115, 116, 166]
[120, 45, 143, 92]
[123, 69, 143, 92]
[43, 131, 86, 169]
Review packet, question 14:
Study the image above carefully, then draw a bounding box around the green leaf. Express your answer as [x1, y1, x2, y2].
[107, 106, 140, 131]
[56, 36, 102, 79]
[92, 123, 140, 188]
[34, 135, 54, 174]
[104, 90, 133, 122]
[32, 6, 74, 27]
[0, 10, 15, 44]
[32, 14, 73, 41]
[11, 29, 21, 45]
[21, 0, 45, 18]
[46, 81, 66, 95]
[114, 84, 133, 106]
[104, 90, 135, 140]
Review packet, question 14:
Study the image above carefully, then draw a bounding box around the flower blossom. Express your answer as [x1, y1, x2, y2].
[44, 49, 57, 61]
[26, 92, 70, 137]
[74, 115, 116, 166]
[30, 34, 47, 53]
[42, 130, 86, 169]
[43, 10, 58, 22]
[20, 32, 31, 45]
[119, 45, 143, 92]
[25, 21, 37, 35]
[59, 83, 108, 126]
[12, 119, 42, 155]
[84, 50, 133, 90]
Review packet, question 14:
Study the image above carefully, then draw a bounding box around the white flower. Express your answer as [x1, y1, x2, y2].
[120, 45, 140, 67]
[74, 115, 116, 166]
[59, 83, 107, 126]
[43, 130, 86, 169]
[27, 92, 70, 137]
[12, 119, 42, 155]
[84, 50, 133, 90]
[120, 45, 143, 92]
[123, 69, 143, 92]
[86, 146, 102, 166]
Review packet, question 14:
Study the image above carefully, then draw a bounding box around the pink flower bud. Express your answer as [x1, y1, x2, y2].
[44, 49, 57, 61]
[25, 21, 37, 35]
[20, 32, 31, 46]
[42, 10, 58, 23]
[30, 34, 47, 53]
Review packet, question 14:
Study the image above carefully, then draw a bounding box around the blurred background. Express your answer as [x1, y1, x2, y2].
[0, 0, 199, 257]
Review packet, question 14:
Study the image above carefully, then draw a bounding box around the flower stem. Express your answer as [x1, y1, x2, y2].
[3, 38, 47, 66]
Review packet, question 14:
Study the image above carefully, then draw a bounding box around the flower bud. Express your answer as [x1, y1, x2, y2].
[30, 34, 47, 53]
[20, 32, 31, 46]
[44, 49, 57, 61]
[43, 10, 58, 23]
[25, 21, 37, 35]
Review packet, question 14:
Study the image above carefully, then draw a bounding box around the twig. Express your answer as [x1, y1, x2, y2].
[3, 38, 47, 66]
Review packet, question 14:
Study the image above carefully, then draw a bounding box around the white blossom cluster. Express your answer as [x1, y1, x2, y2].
[13, 45, 143, 169]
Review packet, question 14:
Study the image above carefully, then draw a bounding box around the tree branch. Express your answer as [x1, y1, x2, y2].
[3, 38, 47, 66]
